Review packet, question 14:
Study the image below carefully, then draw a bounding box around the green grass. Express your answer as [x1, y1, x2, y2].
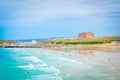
[56, 41, 105, 45]
[42, 36, 120, 45]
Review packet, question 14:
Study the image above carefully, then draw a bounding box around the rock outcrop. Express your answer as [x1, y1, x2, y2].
[78, 32, 95, 39]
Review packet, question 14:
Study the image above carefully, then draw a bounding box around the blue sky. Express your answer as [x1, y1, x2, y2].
[0, 0, 120, 40]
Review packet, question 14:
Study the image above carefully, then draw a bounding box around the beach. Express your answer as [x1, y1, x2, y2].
[0, 38, 120, 80]
[1, 0, 120, 79]
[0, 48, 120, 80]
[41, 43, 120, 52]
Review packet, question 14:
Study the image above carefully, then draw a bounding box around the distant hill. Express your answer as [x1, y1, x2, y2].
[0, 40, 12, 44]
[10, 37, 75, 42]
[10, 39, 48, 42]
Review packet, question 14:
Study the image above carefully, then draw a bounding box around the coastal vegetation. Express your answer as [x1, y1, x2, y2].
[43, 36, 120, 45]
[0, 40, 12, 44]
[56, 41, 105, 45]
[40, 36, 120, 52]
[0, 36, 120, 52]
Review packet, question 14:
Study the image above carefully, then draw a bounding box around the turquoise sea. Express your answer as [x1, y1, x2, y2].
[0, 48, 120, 80]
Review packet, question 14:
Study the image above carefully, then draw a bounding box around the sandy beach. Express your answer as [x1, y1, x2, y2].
[41, 43, 120, 52]
[1, 48, 120, 80]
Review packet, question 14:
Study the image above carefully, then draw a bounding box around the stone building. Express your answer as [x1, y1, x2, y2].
[78, 32, 95, 39]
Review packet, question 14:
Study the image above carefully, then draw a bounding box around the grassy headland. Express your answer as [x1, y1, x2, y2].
[0, 36, 120, 52]
[41, 36, 120, 52]
[43, 36, 120, 45]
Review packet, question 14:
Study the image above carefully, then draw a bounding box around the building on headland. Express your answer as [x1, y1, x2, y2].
[78, 32, 95, 39]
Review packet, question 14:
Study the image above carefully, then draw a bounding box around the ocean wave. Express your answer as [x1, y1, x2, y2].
[22, 56, 48, 67]
[18, 63, 34, 69]
[36, 66, 60, 73]
[22, 56, 42, 62]
[18, 64, 60, 74]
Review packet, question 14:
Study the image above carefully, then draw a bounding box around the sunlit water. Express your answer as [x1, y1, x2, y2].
[0, 48, 120, 80]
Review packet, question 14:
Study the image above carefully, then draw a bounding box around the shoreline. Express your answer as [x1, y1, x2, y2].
[1, 43, 119, 53]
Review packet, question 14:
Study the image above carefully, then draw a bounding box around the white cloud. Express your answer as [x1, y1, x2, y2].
[1, 0, 120, 26]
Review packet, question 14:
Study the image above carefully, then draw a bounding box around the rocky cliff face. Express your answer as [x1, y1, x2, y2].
[78, 32, 95, 39]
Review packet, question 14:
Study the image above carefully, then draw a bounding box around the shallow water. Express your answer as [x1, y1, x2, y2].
[0, 48, 120, 80]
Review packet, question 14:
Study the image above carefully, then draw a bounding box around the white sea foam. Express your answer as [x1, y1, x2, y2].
[22, 56, 41, 62]
[18, 64, 60, 75]
[18, 63, 34, 69]
[32, 74, 63, 80]
[22, 56, 48, 66]
[34, 66, 60, 74]
[59, 57, 82, 64]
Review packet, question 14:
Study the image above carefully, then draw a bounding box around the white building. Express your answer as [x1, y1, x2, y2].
[31, 40, 37, 44]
